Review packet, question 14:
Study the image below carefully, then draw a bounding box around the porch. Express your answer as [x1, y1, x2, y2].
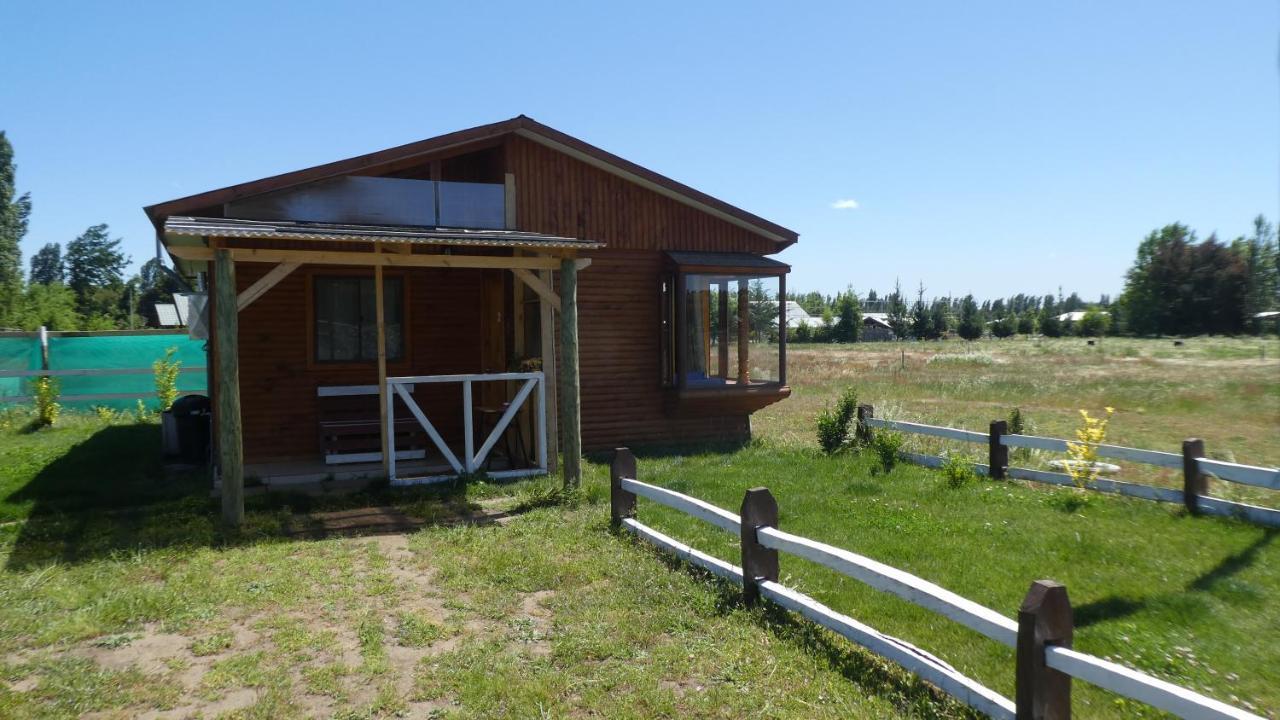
[161, 178, 600, 521]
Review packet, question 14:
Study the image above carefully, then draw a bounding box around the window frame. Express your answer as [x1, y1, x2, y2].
[659, 255, 788, 391]
[305, 269, 411, 370]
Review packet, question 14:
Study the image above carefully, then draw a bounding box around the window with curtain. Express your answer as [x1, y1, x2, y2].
[314, 276, 403, 362]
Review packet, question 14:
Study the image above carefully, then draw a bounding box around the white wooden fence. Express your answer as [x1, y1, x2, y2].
[609, 448, 1263, 719]
[856, 405, 1280, 529]
[385, 371, 546, 486]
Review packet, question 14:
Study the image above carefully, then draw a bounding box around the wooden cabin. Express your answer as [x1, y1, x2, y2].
[145, 116, 797, 495]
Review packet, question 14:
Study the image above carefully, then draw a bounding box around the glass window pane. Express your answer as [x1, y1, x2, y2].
[679, 273, 783, 387]
[315, 275, 404, 363]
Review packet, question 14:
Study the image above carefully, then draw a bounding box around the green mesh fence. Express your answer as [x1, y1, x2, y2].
[0, 332, 208, 410]
[0, 337, 39, 403]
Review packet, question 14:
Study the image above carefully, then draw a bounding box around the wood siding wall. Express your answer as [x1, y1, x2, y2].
[505, 136, 773, 450]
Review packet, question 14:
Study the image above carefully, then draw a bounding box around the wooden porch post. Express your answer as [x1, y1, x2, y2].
[214, 248, 244, 526]
[778, 273, 787, 385]
[559, 258, 581, 488]
[737, 281, 750, 383]
[717, 282, 729, 378]
[539, 269, 558, 473]
[375, 244, 390, 478]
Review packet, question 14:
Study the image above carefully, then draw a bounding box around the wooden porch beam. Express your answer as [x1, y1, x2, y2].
[236, 261, 300, 311]
[375, 243, 390, 477]
[510, 268, 560, 312]
[539, 269, 559, 474]
[213, 248, 244, 526]
[559, 258, 581, 489]
[168, 245, 571, 271]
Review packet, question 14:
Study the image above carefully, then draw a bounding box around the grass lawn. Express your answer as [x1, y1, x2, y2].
[0, 336, 1276, 717]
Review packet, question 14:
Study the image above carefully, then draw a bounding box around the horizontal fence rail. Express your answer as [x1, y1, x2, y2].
[865, 417, 988, 444]
[608, 447, 1264, 720]
[854, 404, 1280, 529]
[756, 526, 1019, 647]
[619, 477, 741, 535]
[1044, 647, 1259, 720]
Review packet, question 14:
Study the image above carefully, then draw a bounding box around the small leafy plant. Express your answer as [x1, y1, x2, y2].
[32, 376, 61, 427]
[869, 430, 904, 474]
[153, 346, 181, 412]
[1008, 407, 1025, 436]
[1064, 406, 1114, 488]
[942, 453, 980, 488]
[816, 387, 858, 454]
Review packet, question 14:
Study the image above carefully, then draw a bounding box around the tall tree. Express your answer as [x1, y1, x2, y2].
[833, 288, 861, 342]
[885, 278, 910, 339]
[29, 242, 63, 284]
[0, 131, 32, 324]
[956, 294, 983, 340]
[910, 281, 930, 339]
[66, 224, 129, 319]
[1235, 216, 1278, 333]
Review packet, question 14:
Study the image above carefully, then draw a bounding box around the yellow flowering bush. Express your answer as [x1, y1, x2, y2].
[1064, 406, 1114, 488]
[32, 376, 61, 427]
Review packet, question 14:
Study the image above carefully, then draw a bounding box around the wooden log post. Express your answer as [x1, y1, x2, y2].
[739, 487, 779, 607]
[1016, 580, 1073, 720]
[1182, 438, 1207, 515]
[559, 258, 582, 489]
[610, 447, 637, 529]
[989, 420, 1009, 480]
[213, 248, 244, 527]
[856, 404, 875, 445]
[375, 247, 390, 479]
[737, 281, 750, 383]
[777, 274, 787, 385]
[538, 268, 558, 474]
[717, 281, 729, 378]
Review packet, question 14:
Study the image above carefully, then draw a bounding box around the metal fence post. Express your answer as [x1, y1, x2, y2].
[1182, 438, 1206, 515]
[610, 447, 637, 529]
[856, 404, 875, 445]
[1016, 580, 1073, 720]
[740, 487, 779, 607]
[989, 420, 1009, 480]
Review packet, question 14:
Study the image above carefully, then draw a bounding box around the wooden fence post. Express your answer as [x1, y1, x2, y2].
[989, 420, 1009, 480]
[1182, 438, 1206, 515]
[740, 487, 779, 607]
[610, 447, 637, 529]
[856, 404, 875, 445]
[1016, 580, 1073, 720]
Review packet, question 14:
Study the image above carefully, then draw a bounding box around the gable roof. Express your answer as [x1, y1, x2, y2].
[144, 115, 798, 249]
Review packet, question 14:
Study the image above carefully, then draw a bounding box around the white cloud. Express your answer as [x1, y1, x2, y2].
[830, 198, 859, 210]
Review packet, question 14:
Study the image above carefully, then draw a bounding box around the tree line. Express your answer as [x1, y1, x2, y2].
[0, 132, 183, 331]
[787, 217, 1278, 342]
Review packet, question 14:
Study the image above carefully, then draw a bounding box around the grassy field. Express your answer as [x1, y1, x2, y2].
[0, 336, 1276, 717]
[756, 336, 1280, 503]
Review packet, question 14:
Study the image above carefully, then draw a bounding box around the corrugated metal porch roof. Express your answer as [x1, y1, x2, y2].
[165, 216, 604, 250]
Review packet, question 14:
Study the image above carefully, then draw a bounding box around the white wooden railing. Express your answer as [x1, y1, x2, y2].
[609, 448, 1263, 719]
[386, 371, 546, 486]
[856, 409, 1280, 529]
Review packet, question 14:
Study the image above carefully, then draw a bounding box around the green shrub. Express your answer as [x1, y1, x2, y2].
[816, 387, 858, 454]
[32, 376, 61, 427]
[1008, 407, 1025, 435]
[153, 346, 181, 412]
[869, 430, 903, 474]
[942, 453, 980, 488]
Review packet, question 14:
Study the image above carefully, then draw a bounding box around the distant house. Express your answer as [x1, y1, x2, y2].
[1055, 310, 1108, 323]
[861, 312, 896, 342]
[784, 301, 813, 329]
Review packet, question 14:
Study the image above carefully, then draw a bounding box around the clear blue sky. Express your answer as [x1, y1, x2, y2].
[2, 1, 1276, 301]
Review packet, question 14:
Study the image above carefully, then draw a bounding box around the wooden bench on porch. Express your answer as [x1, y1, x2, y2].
[317, 385, 426, 465]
